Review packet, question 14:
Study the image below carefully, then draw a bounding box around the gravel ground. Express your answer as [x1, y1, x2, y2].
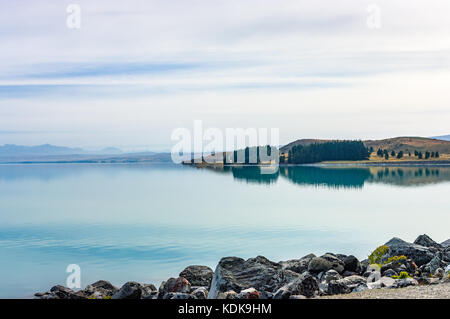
[318, 283, 450, 299]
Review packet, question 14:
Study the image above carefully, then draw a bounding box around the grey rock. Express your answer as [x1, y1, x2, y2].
[273, 273, 319, 299]
[279, 254, 315, 274]
[383, 269, 398, 278]
[141, 284, 157, 299]
[49, 285, 74, 299]
[318, 282, 328, 295]
[112, 281, 142, 299]
[343, 255, 361, 273]
[335, 254, 348, 262]
[383, 237, 435, 266]
[363, 264, 381, 277]
[84, 280, 119, 298]
[422, 255, 443, 275]
[336, 275, 367, 289]
[191, 287, 208, 299]
[380, 276, 396, 288]
[217, 290, 237, 299]
[441, 239, 450, 248]
[404, 259, 419, 275]
[323, 269, 341, 283]
[326, 275, 366, 295]
[352, 283, 368, 292]
[327, 280, 351, 295]
[45, 285, 87, 299]
[34, 292, 58, 299]
[445, 265, 450, 277]
[208, 256, 301, 299]
[308, 254, 344, 274]
[179, 265, 214, 288]
[414, 234, 443, 250]
[342, 271, 357, 277]
[158, 277, 191, 298]
[367, 280, 382, 289]
[391, 278, 418, 288]
[380, 258, 407, 274]
[434, 268, 444, 278]
[367, 271, 381, 284]
[443, 247, 450, 262]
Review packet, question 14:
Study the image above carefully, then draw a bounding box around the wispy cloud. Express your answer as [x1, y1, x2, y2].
[0, 0, 449, 147]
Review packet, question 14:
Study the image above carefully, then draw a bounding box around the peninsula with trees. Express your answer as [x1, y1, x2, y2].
[188, 136, 450, 166]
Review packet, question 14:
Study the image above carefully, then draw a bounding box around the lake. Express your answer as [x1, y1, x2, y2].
[0, 163, 449, 298]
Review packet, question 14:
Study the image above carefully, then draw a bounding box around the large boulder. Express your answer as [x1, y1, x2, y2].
[179, 265, 214, 288]
[279, 254, 315, 274]
[444, 265, 450, 279]
[141, 284, 158, 299]
[323, 269, 341, 283]
[343, 255, 361, 273]
[208, 256, 301, 299]
[158, 277, 191, 298]
[414, 234, 443, 250]
[383, 237, 435, 266]
[191, 287, 208, 299]
[112, 281, 143, 299]
[443, 247, 450, 263]
[325, 275, 367, 295]
[46, 285, 87, 299]
[441, 239, 450, 248]
[380, 276, 396, 288]
[327, 280, 351, 295]
[422, 255, 444, 275]
[308, 254, 345, 274]
[273, 274, 319, 299]
[83, 280, 119, 298]
[336, 275, 367, 289]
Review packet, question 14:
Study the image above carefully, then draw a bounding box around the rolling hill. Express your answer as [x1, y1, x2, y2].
[281, 137, 450, 154]
[364, 137, 450, 154]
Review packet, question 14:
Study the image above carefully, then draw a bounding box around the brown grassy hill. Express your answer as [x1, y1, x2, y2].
[364, 137, 450, 154]
[280, 137, 450, 154]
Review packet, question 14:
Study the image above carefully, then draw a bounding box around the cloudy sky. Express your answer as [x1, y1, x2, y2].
[0, 0, 449, 151]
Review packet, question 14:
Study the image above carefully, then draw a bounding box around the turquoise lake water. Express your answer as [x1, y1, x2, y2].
[0, 163, 449, 298]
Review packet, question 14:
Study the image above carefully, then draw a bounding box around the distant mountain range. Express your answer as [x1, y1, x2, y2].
[0, 144, 84, 157]
[0, 144, 172, 163]
[432, 134, 450, 141]
[0, 144, 124, 157]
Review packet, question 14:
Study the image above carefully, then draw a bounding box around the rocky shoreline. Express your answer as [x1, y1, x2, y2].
[35, 234, 450, 299]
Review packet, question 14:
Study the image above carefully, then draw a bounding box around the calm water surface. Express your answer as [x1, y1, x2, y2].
[0, 163, 449, 298]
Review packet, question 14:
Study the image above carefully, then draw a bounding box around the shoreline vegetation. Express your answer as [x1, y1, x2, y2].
[35, 234, 450, 299]
[185, 136, 450, 167]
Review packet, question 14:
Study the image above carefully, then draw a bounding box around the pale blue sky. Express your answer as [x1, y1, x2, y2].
[0, 0, 449, 151]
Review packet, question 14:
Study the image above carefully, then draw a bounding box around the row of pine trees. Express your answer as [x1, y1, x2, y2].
[375, 148, 440, 160]
[282, 141, 370, 164]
